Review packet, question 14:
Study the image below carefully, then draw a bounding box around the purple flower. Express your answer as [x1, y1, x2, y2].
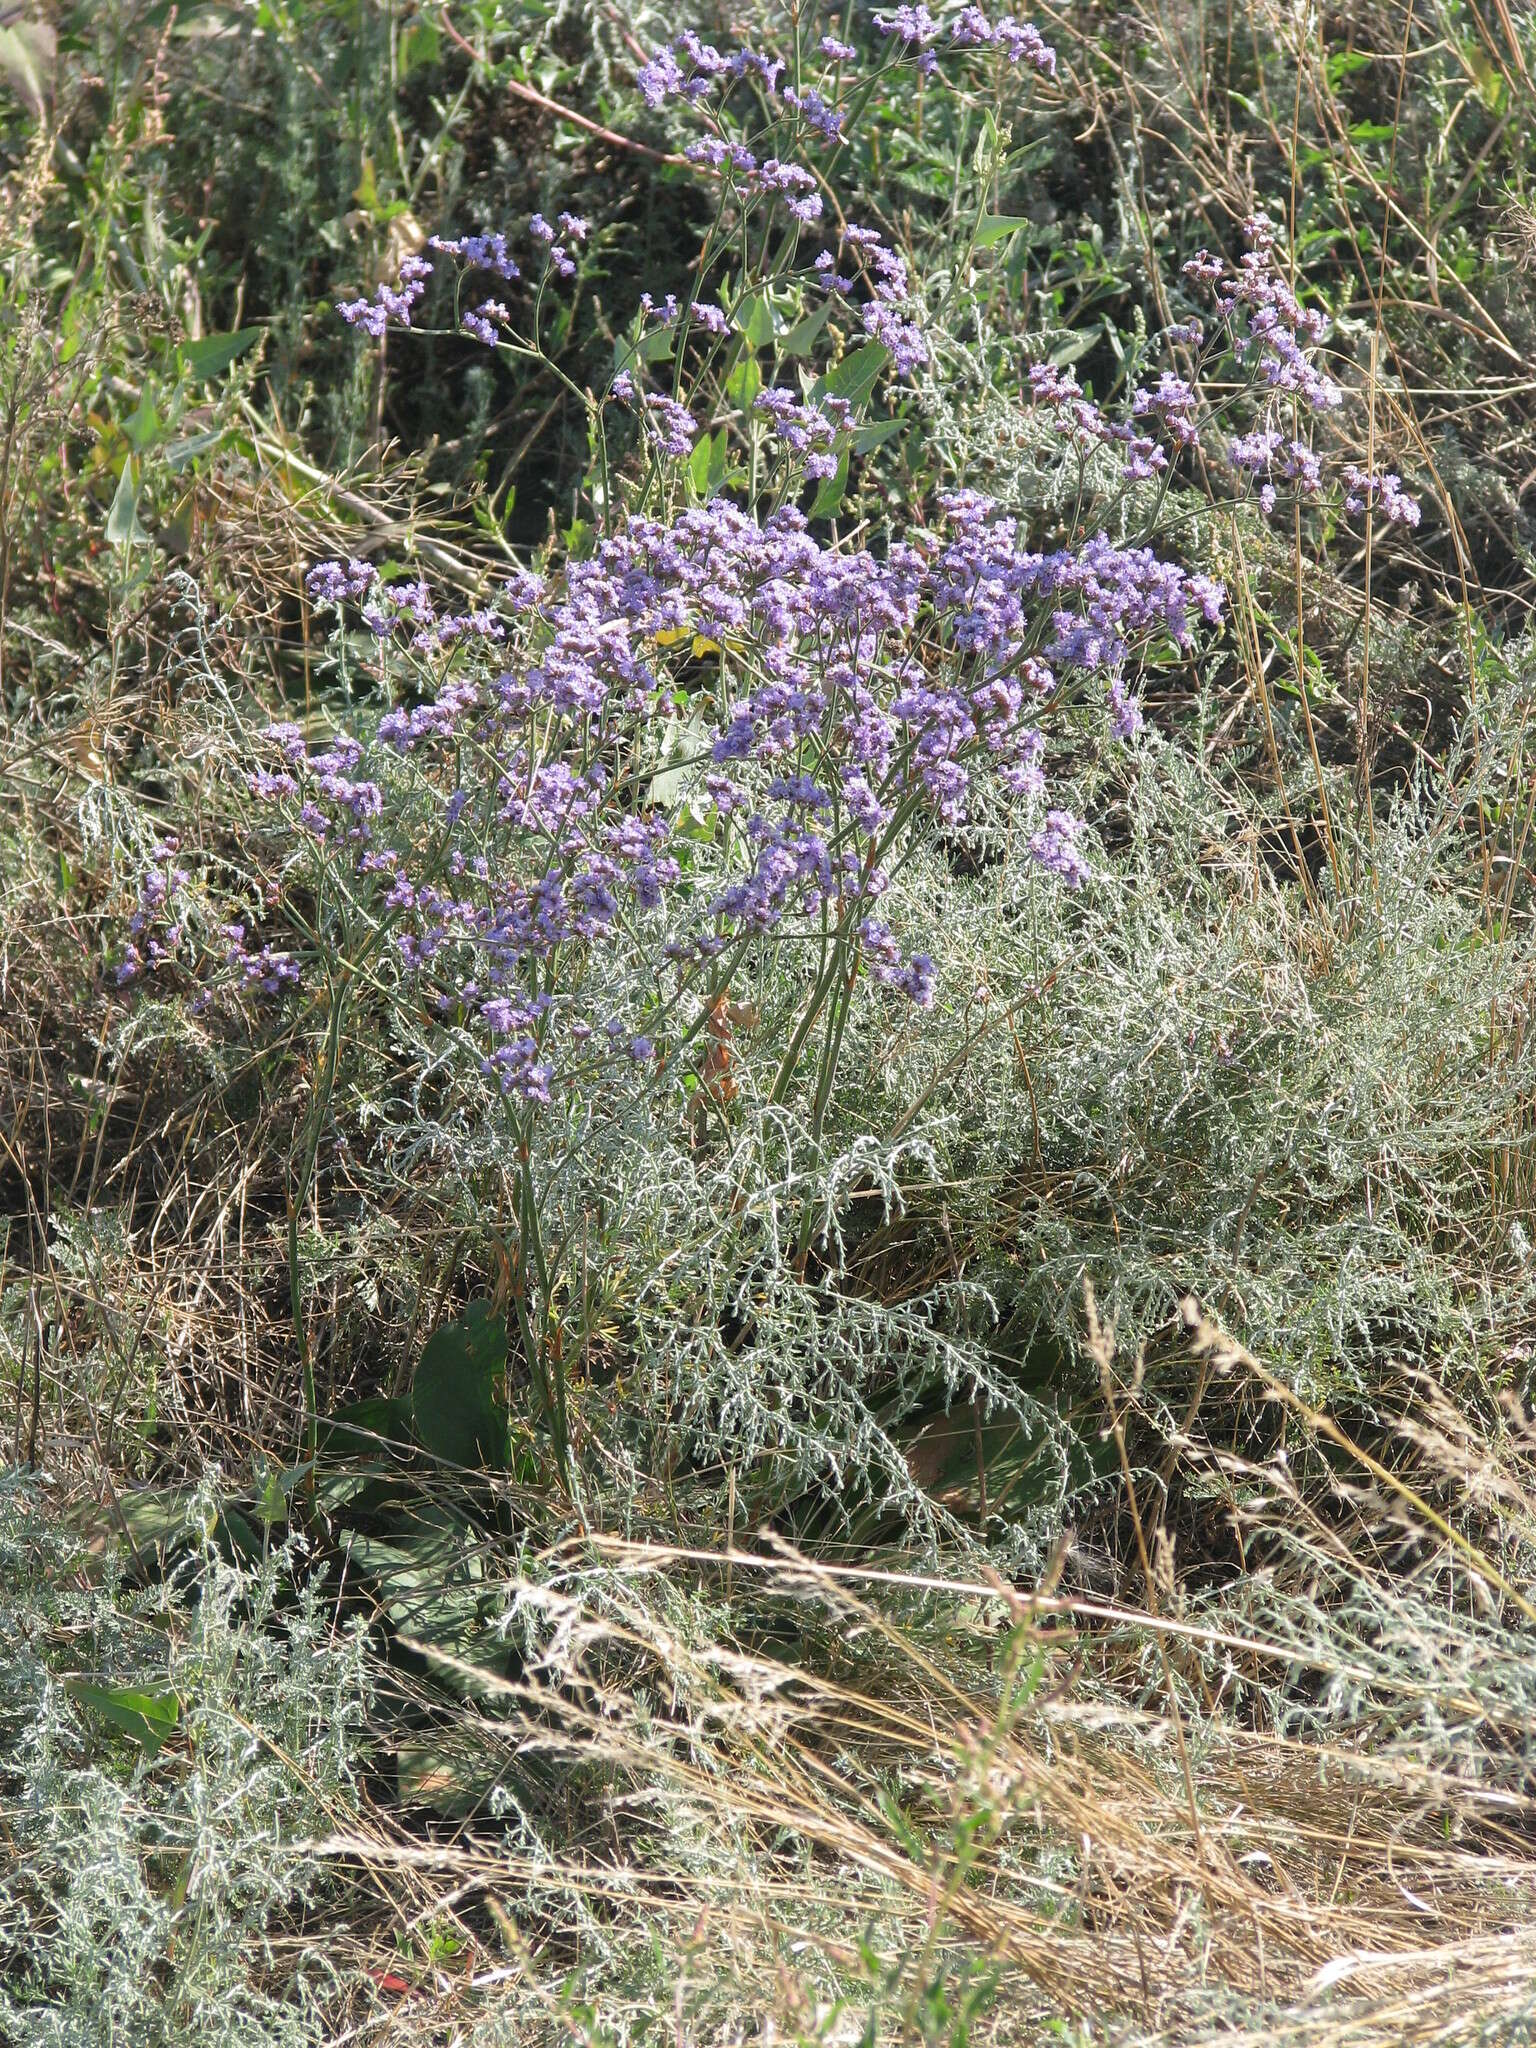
[1186, 218, 1340, 413]
[948, 10, 1056, 70]
[783, 86, 844, 139]
[264, 473, 1231, 1130]
[430, 231, 520, 280]
[642, 393, 699, 457]
[307, 558, 376, 607]
[1133, 370, 1200, 449]
[728, 46, 784, 92]
[1109, 677, 1143, 740]
[1342, 465, 1421, 527]
[861, 300, 927, 375]
[1029, 810, 1089, 889]
[750, 159, 823, 223]
[874, 6, 940, 45]
[338, 254, 432, 337]
[462, 299, 510, 346]
[753, 387, 846, 469]
[861, 920, 937, 1005]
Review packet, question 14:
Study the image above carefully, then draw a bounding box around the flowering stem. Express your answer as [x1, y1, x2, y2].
[512, 1125, 572, 1490]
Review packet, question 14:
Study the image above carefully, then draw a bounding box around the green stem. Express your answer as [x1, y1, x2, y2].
[289, 968, 348, 1489]
[515, 1135, 572, 1490]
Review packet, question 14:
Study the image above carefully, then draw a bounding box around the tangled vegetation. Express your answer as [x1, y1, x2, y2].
[6, 0, 1536, 2040]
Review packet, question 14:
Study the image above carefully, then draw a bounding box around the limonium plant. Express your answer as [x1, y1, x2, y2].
[111, 9, 1416, 1490]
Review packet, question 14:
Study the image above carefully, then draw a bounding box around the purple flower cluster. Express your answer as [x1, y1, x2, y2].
[463, 299, 511, 347]
[428, 231, 519, 280]
[231, 483, 1225, 1098]
[873, 6, 941, 48]
[528, 210, 585, 277]
[257, 724, 383, 843]
[948, 8, 1057, 70]
[230, 23, 1252, 1113]
[861, 920, 938, 1004]
[637, 33, 785, 107]
[1185, 215, 1341, 413]
[839, 223, 928, 373]
[1028, 361, 1176, 483]
[114, 832, 308, 1002]
[1228, 428, 1324, 515]
[223, 924, 302, 994]
[874, 6, 1055, 75]
[1178, 222, 1424, 526]
[748, 158, 822, 224]
[116, 842, 190, 984]
[1028, 809, 1088, 890]
[1026, 220, 1421, 536]
[339, 215, 585, 354]
[641, 392, 700, 458]
[338, 253, 432, 337]
[1133, 371, 1199, 449]
[783, 86, 844, 140]
[1341, 466, 1421, 527]
[306, 557, 377, 608]
[754, 387, 850, 480]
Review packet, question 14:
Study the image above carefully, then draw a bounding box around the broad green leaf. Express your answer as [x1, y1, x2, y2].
[106, 459, 148, 548]
[398, 1739, 498, 1815]
[778, 293, 833, 357]
[0, 20, 53, 116]
[256, 1467, 288, 1526]
[810, 341, 890, 415]
[686, 427, 729, 500]
[704, 427, 729, 496]
[975, 213, 1031, 248]
[651, 712, 711, 808]
[398, 18, 440, 75]
[345, 1516, 510, 1697]
[1047, 330, 1101, 368]
[1468, 45, 1505, 110]
[69, 1682, 180, 1757]
[176, 328, 260, 383]
[973, 108, 1003, 175]
[852, 416, 904, 455]
[72, 1485, 189, 1558]
[1324, 47, 1372, 87]
[217, 1507, 263, 1560]
[125, 390, 163, 453]
[164, 428, 228, 472]
[687, 429, 715, 497]
[320, 1394, 414, 1454]
[725, 352, 761, 410]
[733, 289, 777, 350]
[411, 1301, 511, 1470]
[809, 449, 849, 519]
